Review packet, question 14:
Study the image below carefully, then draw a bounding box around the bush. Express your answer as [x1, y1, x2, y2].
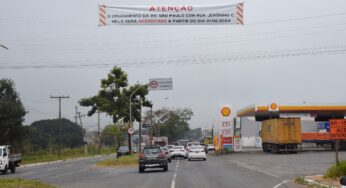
[324, 160, 346, 179]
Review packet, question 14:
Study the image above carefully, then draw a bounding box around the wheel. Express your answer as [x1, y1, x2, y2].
[203, 158, 206, 161]
[188, 158, 191, 161]
[10, 165, 15, 173]
[163, 164, 168, 172]
[272, 145, 279, 154]
[139, 167, 144, 173]
[262, 143, 267, 152]
[168, 158, 171, 163]
[2, 165, 8, 174]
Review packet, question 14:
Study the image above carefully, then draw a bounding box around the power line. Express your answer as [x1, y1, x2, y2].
[1, 45, 345, 69]
[9, 21, 346, 47]
[12, 26, 346, 52]
[2, 11, 346, 41]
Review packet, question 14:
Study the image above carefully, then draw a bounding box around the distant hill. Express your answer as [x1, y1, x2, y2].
[27, 118, 84, 150]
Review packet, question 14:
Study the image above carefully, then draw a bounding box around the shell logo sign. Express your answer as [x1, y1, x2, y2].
[221, 107, 231, 117]
[269, 103, 279, 111]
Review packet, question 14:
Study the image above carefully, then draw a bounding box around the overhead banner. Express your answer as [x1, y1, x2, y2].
[99, 3, 244, 26]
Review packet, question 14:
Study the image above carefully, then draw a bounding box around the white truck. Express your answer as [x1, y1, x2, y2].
[152, 137, 168, 146]
[0, 145, 22, 174]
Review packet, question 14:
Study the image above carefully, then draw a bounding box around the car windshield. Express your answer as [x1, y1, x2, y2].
[173, 146, 184, 150]
[143, 148, 161, 155]
[119, 146, 129, 150]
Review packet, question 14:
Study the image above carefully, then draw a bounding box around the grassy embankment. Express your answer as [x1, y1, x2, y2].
[0, 178, 55, 188]
[22, 146, 115, 165]
[96, 155, 138, 167]
[295, 160, 346, 187]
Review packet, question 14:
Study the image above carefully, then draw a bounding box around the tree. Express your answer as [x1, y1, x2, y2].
[101, 124, 123, 148]
[143, 108, 194, 142]
[28, 118, 84, 151]
[79, 67, 151, 124]
[0, 79, 26, 149]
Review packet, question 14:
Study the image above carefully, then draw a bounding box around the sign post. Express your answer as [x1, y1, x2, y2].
[330, 119, 346, 165]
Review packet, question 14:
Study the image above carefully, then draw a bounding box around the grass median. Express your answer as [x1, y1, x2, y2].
[0, 178, 55, 188]
[96, 155, 138, 167]
[22, 146, 115, 165]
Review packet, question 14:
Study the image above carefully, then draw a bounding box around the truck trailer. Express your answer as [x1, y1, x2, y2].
[261, 118, 302, 154]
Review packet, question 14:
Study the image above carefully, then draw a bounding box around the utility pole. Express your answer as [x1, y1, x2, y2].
[50, 95, 69, 159]
[129, 86, 140, 154]
[75, 106, 78, 124]
[150, 105, 153, 145]
[138, 100, 142, 153]
[97, 110, 101, 155]
[75, 112, 87, 155]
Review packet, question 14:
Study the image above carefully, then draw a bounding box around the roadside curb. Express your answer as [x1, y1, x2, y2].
[302, 176, 338, 188]
[19, 154, 114, 168]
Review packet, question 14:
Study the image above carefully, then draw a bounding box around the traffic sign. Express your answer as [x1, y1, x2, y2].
[330, 119, 346, 140]
[149, 78, 173, 90]
[128, 127, 135, 135]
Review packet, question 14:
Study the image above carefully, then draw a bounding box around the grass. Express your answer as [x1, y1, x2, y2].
[324, 160, 346, 179]
[0, 178, 55, 188]
[96, 155, 139, 167]
[294, 176, 332, 188]
[22, 146, 115, 165]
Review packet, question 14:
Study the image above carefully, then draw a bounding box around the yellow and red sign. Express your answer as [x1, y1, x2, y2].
[330, 119, 346, 140]
[269, 103, 279, 111]
[221, 107, 231, 117]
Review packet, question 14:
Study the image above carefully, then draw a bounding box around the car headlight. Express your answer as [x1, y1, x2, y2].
[0, 160, 2, 165]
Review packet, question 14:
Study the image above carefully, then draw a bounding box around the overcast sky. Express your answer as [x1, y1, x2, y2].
[1, 0, 346, 131]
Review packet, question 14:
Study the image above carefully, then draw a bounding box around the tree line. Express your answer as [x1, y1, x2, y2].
[0, 66, 196, 152]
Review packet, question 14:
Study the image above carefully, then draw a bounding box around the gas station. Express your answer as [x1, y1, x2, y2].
[215, 104, 346, 153]
[234, 103, 346, 153]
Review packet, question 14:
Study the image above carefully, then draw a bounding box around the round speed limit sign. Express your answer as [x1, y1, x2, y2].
[128, 127, 135, 135]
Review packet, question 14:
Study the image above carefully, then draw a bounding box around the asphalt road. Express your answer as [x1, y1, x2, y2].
[0, 152, 308, 188]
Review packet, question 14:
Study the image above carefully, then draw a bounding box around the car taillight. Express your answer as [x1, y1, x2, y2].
[139, 154, 145, 159]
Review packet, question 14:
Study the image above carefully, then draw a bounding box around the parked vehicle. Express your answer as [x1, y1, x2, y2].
[188, 145, 206, 161]
[170, 146, 187, 159]
[139, 146, 168, 173]
[261, 118, 302, 154]
[207, 144, 215, 151]
[117, 146, 130, 158]
[160, 146, 172, 162]
[0, 145, 22, 174]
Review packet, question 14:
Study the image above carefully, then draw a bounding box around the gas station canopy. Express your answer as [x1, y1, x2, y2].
[237, 103, 346, 121]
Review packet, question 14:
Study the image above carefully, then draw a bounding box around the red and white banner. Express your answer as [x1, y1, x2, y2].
[99, 3, 244, 26]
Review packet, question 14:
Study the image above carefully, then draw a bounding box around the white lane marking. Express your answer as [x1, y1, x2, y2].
[171, 160, 180, 188]
[273, 180, 289, 188]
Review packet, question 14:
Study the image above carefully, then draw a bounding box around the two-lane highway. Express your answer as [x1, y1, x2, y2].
[0, 153, 304, 188]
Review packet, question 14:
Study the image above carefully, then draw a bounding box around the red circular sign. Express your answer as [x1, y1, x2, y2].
[128, 127, 135, 135]
[150, 80, 158, 89]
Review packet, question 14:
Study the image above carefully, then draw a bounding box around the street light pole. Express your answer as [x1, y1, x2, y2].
[129, 86, 140, 154]
[0, 44, 8, 50]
